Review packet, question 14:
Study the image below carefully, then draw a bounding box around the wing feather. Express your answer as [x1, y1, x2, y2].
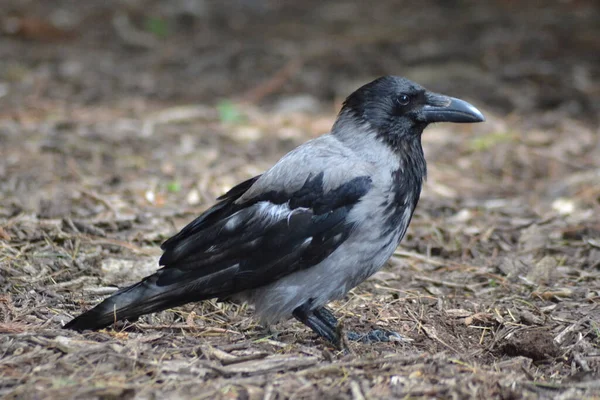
[157, 150, 373, 299]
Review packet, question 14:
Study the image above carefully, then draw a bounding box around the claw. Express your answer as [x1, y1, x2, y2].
[347, 329, 408, 343]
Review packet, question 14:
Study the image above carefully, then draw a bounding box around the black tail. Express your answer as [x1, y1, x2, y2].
[63, 270, 208, 331]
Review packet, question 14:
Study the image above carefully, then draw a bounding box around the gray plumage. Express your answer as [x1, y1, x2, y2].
[64, 76, 484, 346]
[237, 127, 416, 324]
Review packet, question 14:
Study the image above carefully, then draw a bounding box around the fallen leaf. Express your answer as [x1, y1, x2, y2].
[3, 16, 75, 41]
[0, 226, 11, 241]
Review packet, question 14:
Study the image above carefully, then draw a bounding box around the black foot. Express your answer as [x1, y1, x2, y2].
[347, 329, 405, 343]
[314, 306, 338, 328]
[293, 302, 341, 348]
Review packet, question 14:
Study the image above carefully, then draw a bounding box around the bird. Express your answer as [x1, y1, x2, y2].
[64, 76, 484, 347]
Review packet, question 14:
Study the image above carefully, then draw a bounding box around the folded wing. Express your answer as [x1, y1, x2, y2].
[64, 167, 372, 330]
[158, 171, 373, 297]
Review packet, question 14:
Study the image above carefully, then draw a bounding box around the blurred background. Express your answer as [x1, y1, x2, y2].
[1, 1, 599, 399]
[1, 0, 598, 214]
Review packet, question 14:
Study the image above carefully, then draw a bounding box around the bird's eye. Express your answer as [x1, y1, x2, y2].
[397, 94, 410, 106]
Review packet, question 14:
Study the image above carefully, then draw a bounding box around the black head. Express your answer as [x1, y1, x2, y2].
[339, 76, 484, 147]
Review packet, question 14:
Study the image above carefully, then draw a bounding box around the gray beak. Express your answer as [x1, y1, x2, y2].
[421, 93, 485, 123]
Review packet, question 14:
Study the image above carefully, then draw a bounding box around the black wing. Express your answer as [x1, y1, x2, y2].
[63, 172, 372, 331]
[157, 172, 372, 298]
[159, 174, 261, 252]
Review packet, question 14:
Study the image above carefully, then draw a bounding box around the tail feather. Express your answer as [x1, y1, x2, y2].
[63, 271, 209, 331]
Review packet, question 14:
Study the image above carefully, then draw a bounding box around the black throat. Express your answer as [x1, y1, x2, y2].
[394, 137, 427, 184]
[382, 136, 426, 237]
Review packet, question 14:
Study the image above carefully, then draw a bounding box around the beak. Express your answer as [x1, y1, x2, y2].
[421, 93, 485, 123]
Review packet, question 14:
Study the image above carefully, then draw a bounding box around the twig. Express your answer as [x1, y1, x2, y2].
[49, 276, 95, 290]
[240, 58, 303, 103]
[135, 324, 241, 335]
[393, 250, 447, 267]
[219, 356, 318, 376]
[263, 384, 275, 400]
[220, 352, 269, 366]
[350, 380, 366, 400]
[414, 275, 479, 292]
[421, 325, 461, 353]
[79, 189, 117, 215]
[526, 379, 600, 390]
[296, 354, 425, 376]
[83, 286, 119, 295]
[4, 329, 78, 338]
[554, 316, 589, 344]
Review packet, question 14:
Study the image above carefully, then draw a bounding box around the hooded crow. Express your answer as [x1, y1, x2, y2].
[64, 76, 484, 347]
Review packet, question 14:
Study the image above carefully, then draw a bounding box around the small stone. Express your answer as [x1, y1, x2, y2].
[186, 189, 201, 205]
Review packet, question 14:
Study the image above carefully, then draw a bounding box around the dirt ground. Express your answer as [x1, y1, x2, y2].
[1, 1, 599, 399]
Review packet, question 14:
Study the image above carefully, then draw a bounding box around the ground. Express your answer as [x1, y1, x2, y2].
[1, 1, 599, 399]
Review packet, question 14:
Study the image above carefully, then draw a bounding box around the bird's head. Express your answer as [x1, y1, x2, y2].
[335, 76, 485, 148]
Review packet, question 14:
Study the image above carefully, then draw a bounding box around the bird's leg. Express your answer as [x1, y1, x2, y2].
[294, 303, 406, 346]
[314, 307, 356, 353]
[313, 306, 338, 327]
[293, 303, 341, 349]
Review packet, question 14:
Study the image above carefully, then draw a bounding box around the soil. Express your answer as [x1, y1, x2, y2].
[1, 1, 599, 399]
